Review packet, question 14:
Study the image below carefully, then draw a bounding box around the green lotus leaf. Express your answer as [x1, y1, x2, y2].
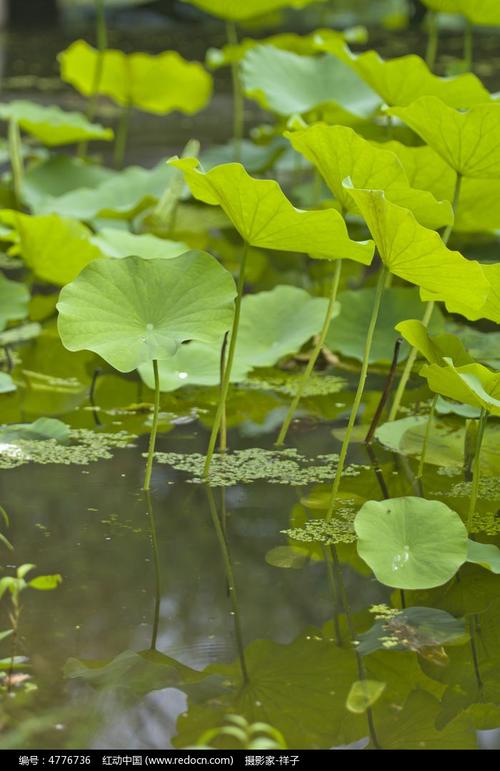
[423, 0, 500, 25]
[343, 182, 490, 313]
[466, 540, 500, 574]
[389, 98, 500, 178]
[0, 274, 30, 331]
[420, 262, 500, 324]
[0, 417, 70, 444]
[0, 374, 16, 394]
[346, 680, 386, 714]
[395, 320, 473, 366]
[169, 158, 374, 264]
[57, 252, 236, 373]
[287, 124, 453, 229]
[0, 100, 113, 146]
[334, 45, 490, 107]
[180, 0, 322, 22]
[139, 285, 332, 390]
[90, 228, 189, 260]
[10, 212, 101, 286]
[326, 288, 444, 365]
[357, 607, 467, 656]
[420, 360, 500, 416]
[60, 41, 212, 116]
[206, 27, 366, 69]
[355, 496, 468, 589]
[23, 155, 115, 211]
[34, 161, 175, 221]
[241, 46, 379, 118]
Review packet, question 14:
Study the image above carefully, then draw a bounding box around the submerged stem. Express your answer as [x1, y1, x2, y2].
[322, 545, 342, 646]
[417, 394, 437, 480]
[204, 242, 249, 479]
[226, 20, 244, 162]
[326, 266, 387, 521]
[276, 260, 342, 447]
[206, 485, 248, 684]
[143, 359, 161, 492]
[145, 490, 161, 651]
[467, 407, 488, 532]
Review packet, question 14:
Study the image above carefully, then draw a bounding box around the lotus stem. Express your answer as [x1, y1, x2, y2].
[204, 242, 249, 479]
[417, 394, 437, 479]
[276, 260, 342, 447]
[322, 544, 342, 646]
[464, 18, 474, 72]
[143, 358, 161, 492]
[113, 102, 131, 169]
[425, 11, 439, 71]
[226, 20, 244, 162]
[389, 172, 462, 421]
[467, 407, 488, 532]
[326, 266, 388, 521]
[145, 490, 161, 650]
[206, 485, 248, 684]
[219, 331, 229, 452]
[8, 119, 23, 209]
[78, 0, 108, 158]
[364, 336, 402, 445]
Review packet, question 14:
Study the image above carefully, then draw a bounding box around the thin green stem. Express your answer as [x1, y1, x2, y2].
[8, 119, 23, 209]
[219, 331, 229, 453]
[417, 394, 437, 479]
[467, 408, 488, 532]
[226, 20, 244, 162]
[143, 359, 161, 492]
[206, 485, 248, 684]
[145, 490, 161, 651]
[78, 0, 108, 158]
[464, 18, 474, 72]
[204, 242, 249, 479]
[425, 11, 439, 71]
[113, 103, 131, 169]
[326, 266, 387, 521]
[388, 172, 462, 422]
[322, 545, 342, 646]
[276, 260, 342, 446]
[468, 616, 483, 692]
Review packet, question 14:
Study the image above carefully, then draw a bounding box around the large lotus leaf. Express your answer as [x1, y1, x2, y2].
[34, 161, 176, 221]
[173, 632, 363, 749]
[57, 252, 236, 373]
[0, 275, 30, 331]
[395, 320, 474, 367]
[206, 27, 366, 69]
[343, 183, 490, 313]
[420, 262, 500, 324]
[60, 41, 212, 116]
[169, 158, 374, 264]
[423, 0, 500, 25]
[326, 288, 444, 365]
[375, 416, 500, 474]
[420, 360, 500, 416]
[12, 213, 101, 286]
[287, 124, 453, 229]
[180, 0, 322, 22]
[241, 46, 379, 119]
[0, 100, 113, 146]
[140, 285, 332, 391]
[355, 496, 468, 589]
[389, 98, 500, 178]
[333, 46, 490, 108]
[90, 228, 189, 260]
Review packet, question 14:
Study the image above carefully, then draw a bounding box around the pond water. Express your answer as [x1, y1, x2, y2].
[1, 4, 500, 753]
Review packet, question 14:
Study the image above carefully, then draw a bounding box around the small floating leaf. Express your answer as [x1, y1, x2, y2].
[354, 496, 468, 589]
[346, 680, 386, 714]
[28, 574, 62, 591]
[0, 418, 70, 444]
[265, 545, 308, 569]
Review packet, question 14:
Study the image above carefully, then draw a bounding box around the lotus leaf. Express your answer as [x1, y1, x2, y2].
[169, 158, 374, 264]
[423, 0, 500, 25]
[0, 275, 30, 331]
[355, 496, 469, 589]
[420, 360, 500, 416]
[60, 41, 212, 116]
[0, 100, 113, 146]
[466, 540, 500, 573]
[57, 252, 236, 373]
[180, 0, 323, 22]
[389, 98, 500, 178]
[287, 124, 453, 229]
[395, 320, 473, 366]
[90, 229, 189, 260]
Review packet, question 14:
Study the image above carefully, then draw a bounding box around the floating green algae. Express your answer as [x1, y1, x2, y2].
[153, 447, 363, 487]
[282, 501, 359, 545]
[0, 428, 135, 469]
[431, 478, 500, 535]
